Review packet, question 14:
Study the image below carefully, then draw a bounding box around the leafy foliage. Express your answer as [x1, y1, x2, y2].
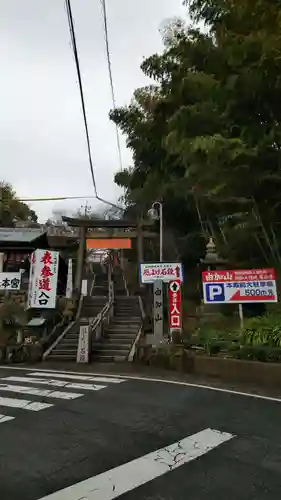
[110, 0, 281, 269]
[241, 313, 281, 347]
[0, 182, 38, 226]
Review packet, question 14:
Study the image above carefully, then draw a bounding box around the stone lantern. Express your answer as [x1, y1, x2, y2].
[200, 237, 228, 270]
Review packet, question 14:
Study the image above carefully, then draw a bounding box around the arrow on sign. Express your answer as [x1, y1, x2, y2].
[231, 290, 275, 301]
[175, 266, 181, 278]
[170, 281, 180, 292]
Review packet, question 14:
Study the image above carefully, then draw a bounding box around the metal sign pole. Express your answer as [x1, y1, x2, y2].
[238, 303, 244, 330]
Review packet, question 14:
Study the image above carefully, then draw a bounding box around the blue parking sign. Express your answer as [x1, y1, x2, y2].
[205, 283, 225, 303]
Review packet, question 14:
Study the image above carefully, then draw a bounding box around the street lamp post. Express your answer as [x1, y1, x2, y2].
[147, 201, 163, 262]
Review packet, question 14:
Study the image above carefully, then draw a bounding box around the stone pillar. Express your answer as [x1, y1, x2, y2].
[0, 253, 4, 272]
[74, 226, 86, 295]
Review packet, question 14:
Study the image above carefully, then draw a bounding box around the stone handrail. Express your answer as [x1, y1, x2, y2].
[128, 295, 145, 362]
[43, 292, 84, 360]
[90, 298, 114, 344]
[138, 295, 146, 321]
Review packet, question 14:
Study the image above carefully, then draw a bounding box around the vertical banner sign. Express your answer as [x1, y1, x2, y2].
[77, 325, 90, 363]
[66, 258, 73, 298]
[27, 249, 59, 309]
[153, 280, 163, 337]
[168, 280, 182, 332]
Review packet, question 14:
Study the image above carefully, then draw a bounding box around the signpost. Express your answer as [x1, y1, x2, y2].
[153, 280, 163, 340]
[77, 325, 90, 363]
[66, 258, 73, 298]
[140, 263, 183, 284]
[0, 272, 21, 291]
[202, 268, 278, 329]
[168, 280, 182, 334]
[202, 268, 277, 304]
[27, 249, 59, 309]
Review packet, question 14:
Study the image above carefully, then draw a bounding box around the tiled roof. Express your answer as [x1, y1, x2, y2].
[0, 228, 45, 243]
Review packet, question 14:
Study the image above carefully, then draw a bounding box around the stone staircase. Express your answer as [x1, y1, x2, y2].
[45, 295, 107, 362]
[92, 296, 142, 362]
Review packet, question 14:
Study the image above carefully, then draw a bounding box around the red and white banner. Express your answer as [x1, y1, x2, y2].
[27, 249, 59, 309]
[168, 280, 182, 331]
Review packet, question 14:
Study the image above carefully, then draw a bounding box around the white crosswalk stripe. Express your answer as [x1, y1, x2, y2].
[0, 413, 15, 424]
[3, 376, 107, 391]
[0, 384, 83, 400]
[0, 370, 127, 425]
[0, 397, 53, 411]
[29, 372, 125, 384]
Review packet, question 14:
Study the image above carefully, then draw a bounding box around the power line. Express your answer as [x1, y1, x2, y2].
[18, 195, 98, 202]
[64, 1, 125, 214]
[65, 0, 98, 196]
[100, 0, 123, 171]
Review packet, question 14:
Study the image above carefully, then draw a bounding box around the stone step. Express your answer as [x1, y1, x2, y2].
[59, 341, 78, 347]
[104, 330, 138, 339]
[47, 353, 77, 360]
[93, 343, 131, 351]
[106, 326, 139, 333]
[53, 347, 77, 353]
[101, 337, 134, 345]
[91, 355, 118, 362]
[63, 333, 79, 339]
[92, 348, 128, 357]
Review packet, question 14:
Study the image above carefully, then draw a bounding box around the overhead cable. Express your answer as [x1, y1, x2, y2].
[65, 0, 98, 196]
[100, 0, 123, 171]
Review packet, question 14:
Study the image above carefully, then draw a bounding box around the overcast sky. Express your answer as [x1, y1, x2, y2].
[0, 0, 187, 222]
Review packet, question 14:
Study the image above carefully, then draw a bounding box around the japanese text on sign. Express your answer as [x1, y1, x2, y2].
[27, 249, 59, 309]
[0, 273, 21, 291]
[140, 263, 183, 283]
[153, 280, 163, 336]
[168, 280, 182, 331]
[202, 268, 278, 304]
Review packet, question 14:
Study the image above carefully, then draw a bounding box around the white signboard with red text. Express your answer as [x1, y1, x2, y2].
[27, 249, 59, 309]
[168, 280, 182, 331]
[140, 263, 183, 284]
[202, 268, 277, 304]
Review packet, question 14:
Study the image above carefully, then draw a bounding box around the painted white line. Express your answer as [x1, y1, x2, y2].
[0, 413, 15, 424]
[38, 428, 234, 500]
[0, 384, 83, 400]
[1, 365, 280, 403]
[0, 396, 53, 411]
[29, 372, 125, 384]
[2, 376, 106, 392]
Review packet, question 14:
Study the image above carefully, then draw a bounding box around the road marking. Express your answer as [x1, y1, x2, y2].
[2, 376, 106, 391]
[38, 428, 234, 500]
[0, 413, 15, 424]
[29, 372, 125, 384]
[1, 366, 280, 403]
[0, 384, 83, 400]
[0, 396, 52, 411]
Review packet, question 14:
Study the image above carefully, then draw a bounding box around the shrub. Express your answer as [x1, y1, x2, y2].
[241, 312, 281, 347]
[233, 346, 281, 362]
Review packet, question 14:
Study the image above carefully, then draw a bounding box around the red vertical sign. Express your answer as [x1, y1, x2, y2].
[169, 280, 182, 331]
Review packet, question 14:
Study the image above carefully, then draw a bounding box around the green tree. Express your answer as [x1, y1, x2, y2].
[110, 0, 281, 269]
[0, 182, 38, 227]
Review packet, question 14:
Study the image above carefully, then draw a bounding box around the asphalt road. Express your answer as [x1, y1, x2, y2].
[0, 366, 281, 500]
